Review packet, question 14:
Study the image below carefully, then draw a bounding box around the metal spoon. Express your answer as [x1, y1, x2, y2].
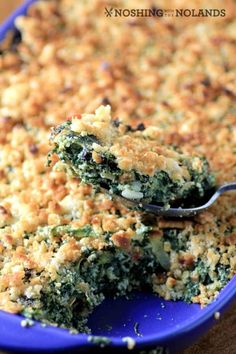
[112, 182, 236, 217]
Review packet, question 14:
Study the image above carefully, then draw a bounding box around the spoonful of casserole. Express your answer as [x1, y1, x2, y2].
[49, 105, 235, 217]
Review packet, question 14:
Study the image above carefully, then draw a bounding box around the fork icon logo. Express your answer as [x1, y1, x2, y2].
[104, 7, 113, 17]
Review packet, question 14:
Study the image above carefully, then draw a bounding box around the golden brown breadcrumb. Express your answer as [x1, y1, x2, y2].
[0, 0, 235, 318]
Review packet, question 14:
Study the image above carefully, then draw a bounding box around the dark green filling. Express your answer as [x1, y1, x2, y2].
[20, 225, 168, 331]
[163, 228, 230, 302]
[49, 121, 215, 206]
[19, 225, 230, 330]
[184, 262, 230, 302]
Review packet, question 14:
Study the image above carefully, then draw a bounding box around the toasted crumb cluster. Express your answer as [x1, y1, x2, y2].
[64, 105, 201, 179]
[0, 0, 235, 329]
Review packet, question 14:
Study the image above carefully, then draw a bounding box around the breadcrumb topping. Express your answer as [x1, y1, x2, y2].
[70, 105, 194, 179]
[0, 0, 235, 323]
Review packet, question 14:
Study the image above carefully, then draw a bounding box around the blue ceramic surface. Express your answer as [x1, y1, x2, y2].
[0, 1, 235, 352]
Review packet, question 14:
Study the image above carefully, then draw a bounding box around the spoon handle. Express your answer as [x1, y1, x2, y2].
[218, 182, 236, 194]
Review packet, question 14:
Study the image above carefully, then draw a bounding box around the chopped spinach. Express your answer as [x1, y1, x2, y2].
[183, 261, 230, 302]
[20, 224, 170, 330]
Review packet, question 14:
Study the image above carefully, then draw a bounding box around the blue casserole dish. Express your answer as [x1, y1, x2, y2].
[0, 1, 235, 352]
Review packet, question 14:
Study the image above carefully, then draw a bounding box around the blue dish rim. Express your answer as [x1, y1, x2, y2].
[0, 0, 235, 352]
[0, 0, 38, 41]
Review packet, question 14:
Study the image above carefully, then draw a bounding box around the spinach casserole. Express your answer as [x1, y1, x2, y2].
[50, 105, 214, 207]
[0, 0, 235, 331]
